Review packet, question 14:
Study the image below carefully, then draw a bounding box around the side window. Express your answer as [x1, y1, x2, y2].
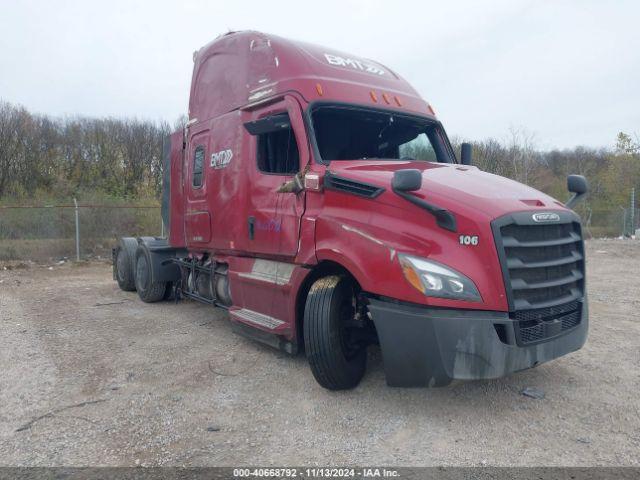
[256, 114, 300, 174]
[193, 145, 205, 187]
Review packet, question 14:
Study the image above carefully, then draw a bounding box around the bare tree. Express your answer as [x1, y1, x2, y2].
[505, 126, 538, 185]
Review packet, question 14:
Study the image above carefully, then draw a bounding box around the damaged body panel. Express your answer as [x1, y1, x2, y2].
[367, 297, 588, 387]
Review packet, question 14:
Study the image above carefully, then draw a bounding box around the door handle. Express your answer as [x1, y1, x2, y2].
[248, 216, 255, 240]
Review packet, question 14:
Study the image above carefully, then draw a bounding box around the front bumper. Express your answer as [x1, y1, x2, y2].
[367, 297, 588, 387]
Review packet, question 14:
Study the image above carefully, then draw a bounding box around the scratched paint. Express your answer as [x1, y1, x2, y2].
[341, 224, 397, 261]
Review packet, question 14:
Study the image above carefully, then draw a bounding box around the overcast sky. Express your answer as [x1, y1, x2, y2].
[1, 0, 638, 149]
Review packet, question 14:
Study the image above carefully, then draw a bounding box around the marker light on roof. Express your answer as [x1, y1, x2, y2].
[316, 83, 324, 96]
[427, 104, 436, 116]
[382, 93, 391, 104]
[369, 91, 378, 102]
[394, 96, 403, 107]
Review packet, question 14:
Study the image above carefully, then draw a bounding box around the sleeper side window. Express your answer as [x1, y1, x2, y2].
[256, 113, 300, 175]
[193, 145, 205, 187]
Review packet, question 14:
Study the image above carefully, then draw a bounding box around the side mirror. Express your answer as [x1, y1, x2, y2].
[568, 175, 588, 195]
[565, 174, 588, 209]
[392, 169, 422, 192]
[460, 143, 473, 166]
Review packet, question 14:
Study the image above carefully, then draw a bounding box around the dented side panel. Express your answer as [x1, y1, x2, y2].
[225, 256, 311, 341]
[313, 186, 509, 311]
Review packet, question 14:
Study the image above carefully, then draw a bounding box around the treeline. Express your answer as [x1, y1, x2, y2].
[0, 100, 638, 234]
[453, 129, 640, 219]
[0, 101, 179, 201]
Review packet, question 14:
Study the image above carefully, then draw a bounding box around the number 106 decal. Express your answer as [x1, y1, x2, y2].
[459, 235, 479, 246]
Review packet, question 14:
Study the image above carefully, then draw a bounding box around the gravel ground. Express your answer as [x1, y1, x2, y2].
[0, 239, 639, 466]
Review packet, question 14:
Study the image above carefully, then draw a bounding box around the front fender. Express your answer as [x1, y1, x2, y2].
[315, 216, 409, 299]
[314, 213, 507, 311]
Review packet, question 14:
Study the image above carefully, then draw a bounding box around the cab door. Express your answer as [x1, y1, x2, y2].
[244, 96, 308, 258]
[184, 127, 212, 247]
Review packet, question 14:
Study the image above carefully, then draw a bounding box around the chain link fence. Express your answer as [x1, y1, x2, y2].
[582, 207, 640, 238]
[0, 203, 162, 262]
[1, 202, 638, 263]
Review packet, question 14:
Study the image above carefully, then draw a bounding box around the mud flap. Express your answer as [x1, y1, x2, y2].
[136, 237, 184, 284]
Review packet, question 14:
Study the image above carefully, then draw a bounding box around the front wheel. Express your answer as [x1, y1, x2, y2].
[303, 276, 367, 390]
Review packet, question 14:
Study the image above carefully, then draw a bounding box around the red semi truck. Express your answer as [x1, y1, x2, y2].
[113, 31, 589, 390]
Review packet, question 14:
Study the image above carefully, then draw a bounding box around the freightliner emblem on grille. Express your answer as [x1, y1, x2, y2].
[532, 212, 561, 222]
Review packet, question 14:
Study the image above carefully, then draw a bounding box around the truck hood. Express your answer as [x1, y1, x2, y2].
[326, 160, 565, 219]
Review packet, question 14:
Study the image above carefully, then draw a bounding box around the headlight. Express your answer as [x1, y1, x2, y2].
[399, 254, 481, 302]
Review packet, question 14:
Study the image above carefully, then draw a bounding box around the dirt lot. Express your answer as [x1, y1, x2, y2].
[0, 239, 639, 466]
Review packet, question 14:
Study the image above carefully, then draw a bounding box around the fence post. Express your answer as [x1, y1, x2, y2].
[74, 198, 80, 261]
[631, 187, 636, 236]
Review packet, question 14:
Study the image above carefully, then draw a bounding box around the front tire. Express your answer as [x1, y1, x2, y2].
[303, 276, 367, 390]
[135, 247, 167, 303]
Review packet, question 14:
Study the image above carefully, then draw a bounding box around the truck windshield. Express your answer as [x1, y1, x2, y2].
[310, 105, 454, 163]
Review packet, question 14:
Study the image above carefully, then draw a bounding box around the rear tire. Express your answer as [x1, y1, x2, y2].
[135, 247, 167, 303]
[303, 275, 367, 390]
[114, 238, 137, 291]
